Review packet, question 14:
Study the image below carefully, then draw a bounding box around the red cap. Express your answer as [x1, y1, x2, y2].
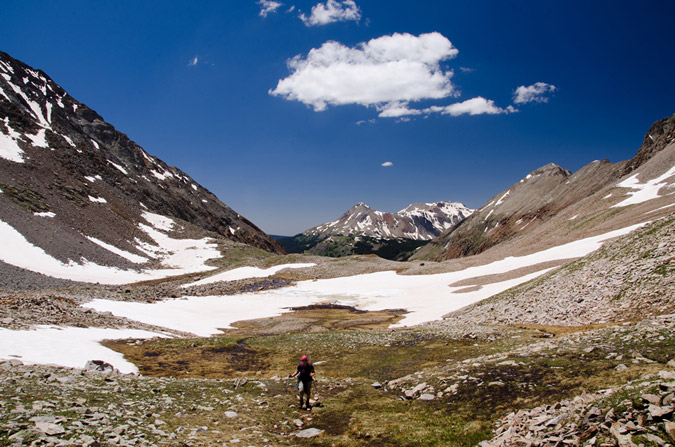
[301, 355, 308, 361]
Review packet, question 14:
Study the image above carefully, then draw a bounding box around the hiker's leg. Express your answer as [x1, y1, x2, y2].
[305, 382, 313, 408]
[298, 381, 305, 408]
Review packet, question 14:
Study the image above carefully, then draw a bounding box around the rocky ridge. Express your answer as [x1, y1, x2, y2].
[414, 114, 675, 262]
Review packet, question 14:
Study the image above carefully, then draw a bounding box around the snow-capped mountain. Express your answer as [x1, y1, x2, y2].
[0, 50, 284, 286]
[278, 201, 473, 260]
[307, 201, 473, 241]
[413, 114, 675, 262]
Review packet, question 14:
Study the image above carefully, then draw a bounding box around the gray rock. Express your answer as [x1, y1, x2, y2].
[419, 394, 435, 401]
[411, 382, 427, 395]
[84, 360, 115, 373]
[648, 404, 673, 419]
[296, 428, 324, 438]
[34, 421, 66, 436]
[641, 393, 661, 405]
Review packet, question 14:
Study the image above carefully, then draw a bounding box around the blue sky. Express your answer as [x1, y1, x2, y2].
[3, 1, 674, 235]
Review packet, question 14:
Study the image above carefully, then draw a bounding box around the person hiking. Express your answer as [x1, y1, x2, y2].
[289, 355, 315, 410]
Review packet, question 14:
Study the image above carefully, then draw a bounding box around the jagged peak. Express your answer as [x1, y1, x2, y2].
[523, 163, 572, 180]
[348, 202, 372, 211]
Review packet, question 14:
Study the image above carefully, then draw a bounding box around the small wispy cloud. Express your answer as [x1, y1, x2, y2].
[356, 118, 376, 125]
[300, 0, 361, 26]
[513, 82, 557, 104]
[381, 161, 394, 167]
[187, 56, 199, 67]
[375, 97, 515, 119]
[258, 0, 283, 17]
[425, 97, 516, 117]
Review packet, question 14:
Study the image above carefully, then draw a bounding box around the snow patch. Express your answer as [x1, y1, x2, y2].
[0, 118, 25, 163]
[86, 236, 149, 264]
[142, 211, 175, 232]
[90, 139, 99, 149]
[0, 326, 164, 374]
[6, 80, 50, 128]
[150, 169, 175, 181]
[495, 191, 510, 206]
[612, 166, 675, 208]
[61, 134, 75, 147]
[88, 196, 107, 204]
[0, 60, 13, 73]
[646, 203, 675, 214]
[33, 212, 55, 218]
[182, 263, 317, 288]
[0, 85, 10, 101]
[26, 129, 48, 148]
[108, 160, 128, 175]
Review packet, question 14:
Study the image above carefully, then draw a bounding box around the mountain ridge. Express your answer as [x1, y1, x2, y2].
[279, 200, 473, 259]
[413, 116, 675, 262]
[0, 50, 284, 286]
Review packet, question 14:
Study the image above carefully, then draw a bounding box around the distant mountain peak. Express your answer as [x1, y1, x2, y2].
[306, 201, 473, 241]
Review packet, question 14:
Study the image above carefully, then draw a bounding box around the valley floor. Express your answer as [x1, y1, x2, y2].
[1, 215, 673, 445]
[1, 312, 674, 446]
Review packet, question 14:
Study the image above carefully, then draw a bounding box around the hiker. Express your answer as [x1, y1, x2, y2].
[289, 355, 315, 410]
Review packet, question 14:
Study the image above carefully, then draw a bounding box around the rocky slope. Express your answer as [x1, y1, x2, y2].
[279, 201, 472, 260]
[441, 212, 675, 327]
[0, 50, 284, 285]
[413, 114, 675, 262]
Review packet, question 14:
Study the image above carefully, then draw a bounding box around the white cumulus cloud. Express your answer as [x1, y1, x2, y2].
[513, 82, 557, 104]
[269, 32, 458, 112]
[381, 161, 394, 167]
[425, 97, 516, 117]
[300, 0, 361, 26]
[258, 0, 283, 17]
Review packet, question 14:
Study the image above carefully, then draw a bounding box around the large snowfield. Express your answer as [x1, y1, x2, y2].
[0, 223, 646, 373]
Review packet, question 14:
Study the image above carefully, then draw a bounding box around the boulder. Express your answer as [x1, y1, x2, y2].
[84, 360, 115, 373]
[296, 428, 324, 438]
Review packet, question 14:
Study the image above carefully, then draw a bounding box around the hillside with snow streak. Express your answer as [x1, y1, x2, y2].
[0, 50, 284, 287]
